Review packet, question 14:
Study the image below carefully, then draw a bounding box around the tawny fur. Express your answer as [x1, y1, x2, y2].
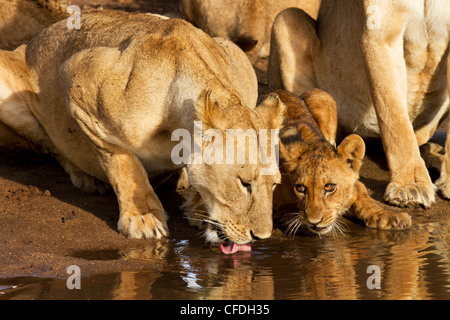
[268, 0, 450, 209]
[0, 10, 285, 242]
[274, 89, 411, 235]
[181, 0, 321, 63]
[0, 0, 69, 50]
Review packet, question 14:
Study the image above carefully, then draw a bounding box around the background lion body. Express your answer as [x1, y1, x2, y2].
[0, 0, 69, 50]
[181, 0, 321, 63]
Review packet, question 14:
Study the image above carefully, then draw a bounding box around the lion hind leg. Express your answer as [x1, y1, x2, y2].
[0, 97, 51, 152]
[0, 45, 53, 154]
[0, 121, 38, 153]
[268, 7, 319, 94]
[0, 92, 111, 195]
[54, 154, 111, 195]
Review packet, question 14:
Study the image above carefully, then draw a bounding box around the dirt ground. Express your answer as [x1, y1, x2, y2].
[1, 0, 449, 280]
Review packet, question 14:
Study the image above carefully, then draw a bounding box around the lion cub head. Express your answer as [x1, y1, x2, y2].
[276, 89, 365, 235]
[180, 89, 285, 252]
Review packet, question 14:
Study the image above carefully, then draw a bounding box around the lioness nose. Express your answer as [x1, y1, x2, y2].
[250, 229, 271, 240]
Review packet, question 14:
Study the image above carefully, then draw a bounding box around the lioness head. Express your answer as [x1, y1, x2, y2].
[278, 89, 365, 236]
[181, 89, 285, 252]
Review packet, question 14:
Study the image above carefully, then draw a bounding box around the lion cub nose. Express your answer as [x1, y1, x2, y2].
[307, 216, 324, 226]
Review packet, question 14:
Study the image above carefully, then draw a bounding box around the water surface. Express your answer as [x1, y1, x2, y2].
[1, 215, 449, 300]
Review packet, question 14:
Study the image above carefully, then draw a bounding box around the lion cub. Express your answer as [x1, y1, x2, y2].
[273, 89, 412, 235]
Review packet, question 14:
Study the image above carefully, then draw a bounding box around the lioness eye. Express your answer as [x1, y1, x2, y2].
[324, 184, 336, 193]
[240, 179, 252, 194]
[295, 184, 306, 194]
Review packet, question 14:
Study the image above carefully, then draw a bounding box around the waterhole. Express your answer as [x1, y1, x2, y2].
[1, 216, 449, 300]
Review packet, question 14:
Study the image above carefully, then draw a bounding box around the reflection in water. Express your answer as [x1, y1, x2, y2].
[1, 217, 449, 300]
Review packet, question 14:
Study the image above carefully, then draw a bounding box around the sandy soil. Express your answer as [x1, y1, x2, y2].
[1, 0, 449, 280]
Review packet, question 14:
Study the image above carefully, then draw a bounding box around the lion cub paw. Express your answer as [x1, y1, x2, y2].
[384, 182, 435, 209]
[365, 211, 412, 230]
[118, 211, 169, 239]
[435, 173, 450, 199]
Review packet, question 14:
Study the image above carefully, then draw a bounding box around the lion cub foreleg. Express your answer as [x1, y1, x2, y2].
[435, 121, 450, 199]
[434, 63, 450, 198]
[94, 145, 169, 239]
[348, 181, 412, 230]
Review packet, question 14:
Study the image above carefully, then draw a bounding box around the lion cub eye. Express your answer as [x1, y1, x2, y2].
[295, 184, 306, 194]
[324, 184, 336, 193]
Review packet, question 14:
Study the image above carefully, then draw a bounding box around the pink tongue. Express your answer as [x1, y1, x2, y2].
[220, 242, 252, 254]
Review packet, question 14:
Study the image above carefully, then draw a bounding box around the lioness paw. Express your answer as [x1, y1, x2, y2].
[365, 211, 412, 230]
[118, 212, 169, 239]
[384, 182, 435, 209]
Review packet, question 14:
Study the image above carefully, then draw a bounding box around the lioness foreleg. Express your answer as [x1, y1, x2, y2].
[94, 145, 169, 239]
[348, 181, 412, 230]
[361, 6, 435, 208]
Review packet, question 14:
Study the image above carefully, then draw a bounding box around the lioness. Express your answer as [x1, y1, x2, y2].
[180, 0, 321, 63]
[274, 89, 412, 235]
[268, 0, 450, 209]
[0, 10, 285, 244]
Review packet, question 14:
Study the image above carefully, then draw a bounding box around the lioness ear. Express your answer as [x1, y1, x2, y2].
[195, 89, 225, 130]
[301, 88, 338, 146]
[337, 134, 365, 173]
[255, 92, 286, 130]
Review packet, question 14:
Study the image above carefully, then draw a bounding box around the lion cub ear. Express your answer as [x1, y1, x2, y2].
[337, 134, 365, 173]
[195, 89, 226, 130]
[301, 89, 338, 146]
[255, 92, 286, 130]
